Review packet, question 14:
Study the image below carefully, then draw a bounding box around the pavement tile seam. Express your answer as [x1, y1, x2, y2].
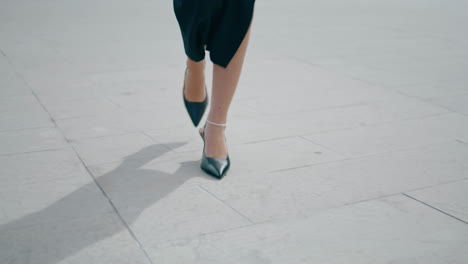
[286, 52, 453, 91]
[0, 211, 119, 234]
[267, 138, 459, 174]
[273, 55, 463, 117]
[143, 192, 468, 250]
[82, 154, 183, 170]
[287, 54, 390, 87]
[69, 144, 156, 264]
[298, 111, 459, 138]
[197, 184, 255, 224]
[401, 193, 468, 225]
[199, 176, 468, 228]
[0, 174, 94, 190]
[420, 101, 468, 117]
[0, 124, 55, 133]
[0, 146, 71, 157]
[333, 177, 468, 211]
[100, 134, 463, 179]
[65, 131, 150, 143]
[67, 131, 155, 144]
[190, 111, 452, 150]
[298, 135, 347, 156]
[141, 131, 181, 150]
[0, 125, 58, 135]
[402, 177, 468, 194]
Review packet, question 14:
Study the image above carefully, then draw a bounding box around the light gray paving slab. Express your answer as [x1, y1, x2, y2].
[405, 179, 468, 223]
[223, 102, 447, 146]
[144, 123, 206, 154]
[0, 94, 54, 131]
[0, 175, 113, 227]
[71, 132, 181, 166]
[39, 96, 125, 120]
[0, 148, 90, 186]
[229, 136, 344, 175]
[386, 80, 468, 101]
[302, 112, 468, 157]
[258, 1, 468, 87]
[0, 67, 31, 98]
[55, 113, 138, 140]
[0, 212, 150, 264]
[0, 127, 68, 156]
[236, 57, 448, 119]
[0, 148, 114, 226]
[120, 185, 252, 247]
[426, 92, 468, 116]
[145, 194, 468, 264]
[146, 106, 350, 154]
[315, 50, 468, 88]
[87, 161, 251, 246]
[106, 90, 176, 114]
[56, 106, 189, 141]
[86, 148, 210, 196]
[0, 148, 147, 263]
[199, 140, 468, 222]
[144, 132, 344, 176]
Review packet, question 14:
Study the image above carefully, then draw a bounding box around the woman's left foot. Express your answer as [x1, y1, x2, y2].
[199, 120, 230, 179]
[198, 122, 228, 158]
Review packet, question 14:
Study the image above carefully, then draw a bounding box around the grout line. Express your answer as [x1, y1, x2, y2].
[241, 135, 299, 145]
[298, 135, 346, 156]
[0, 147, 70, 157]
[197, 184, 255, 224]
[288, 55, 468, 121]
[0, 125, 56, 134]
[141, 131, 178, 152]
[402, 193, 468, 225]
[148, 178, 468, 244]
[71, 149, 155, 264]
[298, 111, 456, 138]
[65, 131, 144, 142]
[267, 138, 460, 174]
[402, 177, 468, 193]
[338, 177, 468, 209]
[1, 50, 155, 264]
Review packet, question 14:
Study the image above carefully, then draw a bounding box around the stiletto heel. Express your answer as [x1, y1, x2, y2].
[183, 67, 208, 127]
[199, 120, 230, 179]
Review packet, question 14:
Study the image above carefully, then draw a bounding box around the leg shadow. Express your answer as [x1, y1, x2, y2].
[0, 142, 215, 264]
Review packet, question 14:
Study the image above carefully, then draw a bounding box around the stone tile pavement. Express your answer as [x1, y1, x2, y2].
[1, 0, 467, 263]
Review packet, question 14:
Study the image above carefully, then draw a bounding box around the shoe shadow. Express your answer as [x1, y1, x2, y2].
[0, 142, 216, 264]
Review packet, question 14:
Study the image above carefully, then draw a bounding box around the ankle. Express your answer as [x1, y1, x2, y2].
[206, 114, 227, 125]
[186, 60, 205, 75]
[202, 120, 227, 135]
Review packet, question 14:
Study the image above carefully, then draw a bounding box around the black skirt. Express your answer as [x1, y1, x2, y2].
[173, 0, 256, 68]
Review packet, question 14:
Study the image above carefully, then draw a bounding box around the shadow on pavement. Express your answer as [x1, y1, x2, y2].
[0, 142, 215, 263]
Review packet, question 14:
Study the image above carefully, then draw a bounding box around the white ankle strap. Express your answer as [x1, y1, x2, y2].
[206, 120, 228, 127]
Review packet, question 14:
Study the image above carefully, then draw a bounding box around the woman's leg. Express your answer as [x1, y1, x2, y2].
[201, 25, 252, 158]
[184, 58, 206, 102]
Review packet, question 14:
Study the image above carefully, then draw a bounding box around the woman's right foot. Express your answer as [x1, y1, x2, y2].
[184, 66, 206, 102]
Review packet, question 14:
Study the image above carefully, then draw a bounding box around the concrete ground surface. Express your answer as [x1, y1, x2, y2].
[1, 0, 468, 263]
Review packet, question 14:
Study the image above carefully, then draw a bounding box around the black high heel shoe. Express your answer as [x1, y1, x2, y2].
[199, 120, 230, 179]
[183, 67, 208, 127]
